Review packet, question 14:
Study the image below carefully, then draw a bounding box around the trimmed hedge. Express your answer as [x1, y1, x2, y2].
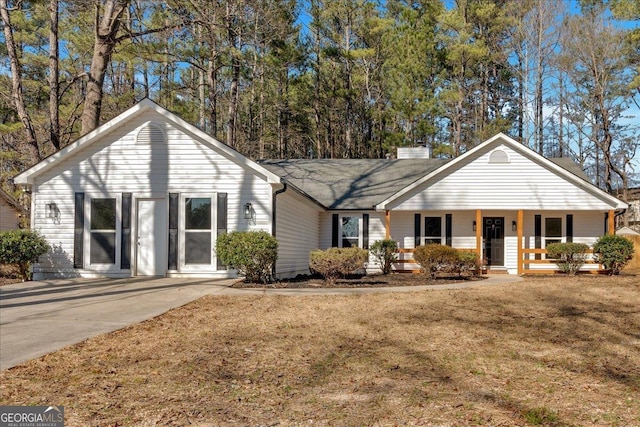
[0, 229, 50, 281]
[370, 239, 398, 274]
[309, 247, 369, 282]
[546, 242, 590, 275]
[593, 234, 635, 275]
[215, 231, 278, 283]
[414, 244, 479, 279]
[453, 250, 482, 277]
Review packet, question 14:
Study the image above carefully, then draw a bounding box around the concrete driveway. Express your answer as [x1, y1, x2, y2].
[0, 274, 520, 371]
[0, 277, 235, 370]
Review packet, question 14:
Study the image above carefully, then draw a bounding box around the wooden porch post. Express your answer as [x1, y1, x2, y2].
[517, 209, 524, 275]
[608, 209, 615, 235]
[475, 209, 482, 256]
[385, 210, 391, 239]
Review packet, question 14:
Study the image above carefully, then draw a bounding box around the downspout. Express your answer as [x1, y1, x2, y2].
[614, 208, 627, 220]
[614, 208, 627, 231]
[271, 181, 288, 277]
[272, 181, 288, 238]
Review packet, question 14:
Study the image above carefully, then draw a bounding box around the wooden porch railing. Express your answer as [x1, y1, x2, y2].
[393, 248, 478, 274]
[393, 247, 608, 274]
[519, 248, 607, 275]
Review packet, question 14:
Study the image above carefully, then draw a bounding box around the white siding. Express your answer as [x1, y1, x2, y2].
[392, 144, 615, 211]
[520, 210, 605, 273]
[31, 112, 274, 279]
[385, 210, 605, 274]
[318, 211, 385, 250]
[274, 189, 322, 277]
[317, 211, 386, 273]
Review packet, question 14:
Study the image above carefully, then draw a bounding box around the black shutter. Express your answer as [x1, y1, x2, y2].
[168, 193, 179, 270]
[604, 212, 609, 234]
[445, 214, 452, 246]
[217, 193, 228, 270]
[73, 192, 84, 268]
[362, 214, 369, 249]
[121, 193, 132, 269]
[534, 214, 542, 260]
[414, 213, 421, 248]
[332, 214, 339, 247]
[566, 214, 573, 243]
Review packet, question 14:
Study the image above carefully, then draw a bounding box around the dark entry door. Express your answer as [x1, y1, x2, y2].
[483, 217, 504, 266]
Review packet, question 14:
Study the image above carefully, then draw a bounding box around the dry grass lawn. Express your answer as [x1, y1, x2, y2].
[1, 275, 639, 426]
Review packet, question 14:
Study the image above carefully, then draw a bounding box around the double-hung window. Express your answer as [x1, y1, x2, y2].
[184, 197, 213, 264]
[341, 216, 360, 248]
[424, 216, 442, 245]
[90, 198, 117, 264]
[545, 217, 562, 247]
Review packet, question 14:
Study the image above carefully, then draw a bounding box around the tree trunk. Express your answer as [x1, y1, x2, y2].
[207, 57, 218, 138]
[80, 0, 129, 135]
[225, 2, 240, 149]
[0, 0, 41, 161]
[49, 0, 60, 151]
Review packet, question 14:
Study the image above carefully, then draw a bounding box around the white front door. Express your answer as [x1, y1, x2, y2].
[136, 199, 167, 276]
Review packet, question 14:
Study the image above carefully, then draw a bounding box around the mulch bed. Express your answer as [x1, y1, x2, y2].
[232, 273, 485, 288]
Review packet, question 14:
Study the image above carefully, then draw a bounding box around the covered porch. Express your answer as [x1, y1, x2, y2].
[382, 209, 616, 275]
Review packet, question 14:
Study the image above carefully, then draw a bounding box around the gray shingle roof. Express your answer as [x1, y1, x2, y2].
[260, 159, 448, 209]
[548, 158, 591, 182]
[261, 156, 590, 210]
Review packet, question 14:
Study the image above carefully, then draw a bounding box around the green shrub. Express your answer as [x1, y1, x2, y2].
[546, 242, 590, 275]
[414, 244, 458, 279]
[309, 247, 369, 283]
[215, 231, 278, 283]
[453, 250, 481, 277]
[592, 234, 635, 275]
[0, 229, 50, 281]
[370, 239, 398, 274]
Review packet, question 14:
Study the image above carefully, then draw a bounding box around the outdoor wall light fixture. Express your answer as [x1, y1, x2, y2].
[46, 202, 58, 219]
[472, 220, 476, 232]
[512, 220, 517, 231]
[243, 202, 254, 220]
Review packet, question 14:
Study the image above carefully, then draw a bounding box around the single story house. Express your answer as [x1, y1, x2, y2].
[0, 188, 26, 230]
[14, 99, 627, 279]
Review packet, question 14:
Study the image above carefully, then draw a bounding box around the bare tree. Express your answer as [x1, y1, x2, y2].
[80, 0, 130, 135]
[49, 0, 60, 150]
[0, 0, 41, 161]
[560, 6, 637, 192]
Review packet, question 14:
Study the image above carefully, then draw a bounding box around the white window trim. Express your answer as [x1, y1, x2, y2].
[543, 216, 565, 248]
[422, 215, 444, 246]
[179, 193, 217, 272]
[84, 193, 122, 272]
[339, 214, 362, 248]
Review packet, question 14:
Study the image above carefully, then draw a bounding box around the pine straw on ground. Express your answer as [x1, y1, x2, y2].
[1, 276, 639, 426]
[232, 272, 485, 288]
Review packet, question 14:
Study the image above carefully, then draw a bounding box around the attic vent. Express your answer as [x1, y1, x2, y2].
[489, 149, 509, 164]
[136, 123, 165, 145]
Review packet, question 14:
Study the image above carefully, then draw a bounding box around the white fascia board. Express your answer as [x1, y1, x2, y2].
[375, 132, 627, 211]
[374, 133, 508, 210]
[153, 105, 282, 184]
[502, 137, 628, 210]
[14, 100, 155, 185]
[14, 98, 282, 186]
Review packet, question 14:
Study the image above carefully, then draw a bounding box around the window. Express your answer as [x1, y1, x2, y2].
[424, 216, 442, 244]
[545, 217, 562, 246]
[341, 216, 360, 247]
[185, 197, 212, 264]
[90, 198, 116, 264]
